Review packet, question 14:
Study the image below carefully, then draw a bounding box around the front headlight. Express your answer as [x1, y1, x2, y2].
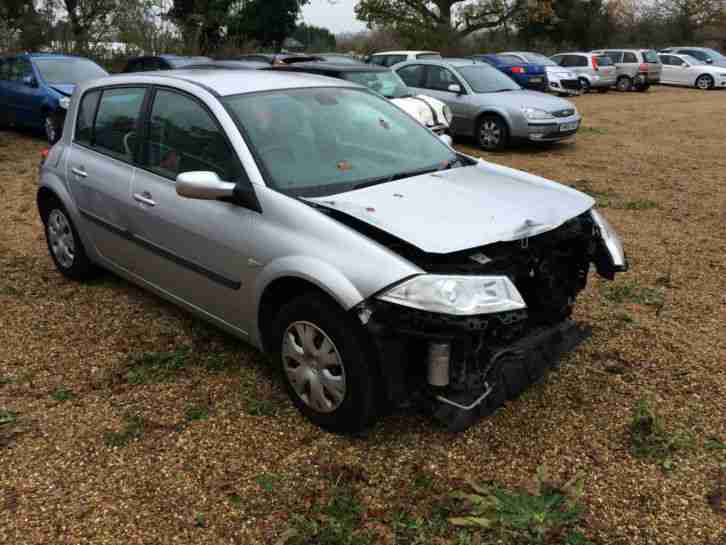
[377, 275, 526, 315]
[591, 209, 626, 269]
[58, 97, 71, 110]
[521, 106, 555, 121]
[442, 104, 453, 124]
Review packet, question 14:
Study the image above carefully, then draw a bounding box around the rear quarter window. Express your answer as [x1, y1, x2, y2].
[596, 56, 614, 66]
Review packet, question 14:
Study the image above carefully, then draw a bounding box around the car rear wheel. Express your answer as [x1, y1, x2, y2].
[42, 201, 97, 281]
[273, 293, 381, 433]
[616, 76, 633, 92]
[696, 74, 714, 90]
[477, 115, 508, 151]
[578, 78, 590, 93]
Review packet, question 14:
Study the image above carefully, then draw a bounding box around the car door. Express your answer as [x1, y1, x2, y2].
[127, 87, 257, 329]
[415, 65, 471, 134]
[4, 57, 43, 128]
[66, 86, 149, 270]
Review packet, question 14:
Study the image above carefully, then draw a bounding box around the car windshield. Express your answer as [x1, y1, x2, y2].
[520, 53, 557, 66]
[342, 70, 411, 99]
[680, 55, 702, 65]
[34, 58, 107, 85]
[642, 50, 660, 63]
[223, 88, 455, 197]
[456, 65, 520, 93]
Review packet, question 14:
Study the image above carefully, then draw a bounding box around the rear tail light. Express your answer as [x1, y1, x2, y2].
[40, 148, 49, 163]
[639, 63, 649, 73]
[592, 57, 599, 70]
[510, 66, 526, 74]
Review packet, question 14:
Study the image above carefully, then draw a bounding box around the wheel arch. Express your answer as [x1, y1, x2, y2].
[695, 73, 714, 88]
[475, 109, 511, 134]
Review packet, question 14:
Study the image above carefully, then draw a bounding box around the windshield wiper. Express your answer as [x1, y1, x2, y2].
[490, 88, 516, 93]
[352, 165, 442, 190]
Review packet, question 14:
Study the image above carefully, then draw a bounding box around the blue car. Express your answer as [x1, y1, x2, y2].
[471, 54, 547, 92]
[0, 53, 108, 143]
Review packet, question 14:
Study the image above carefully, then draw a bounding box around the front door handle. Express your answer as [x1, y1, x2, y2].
[133, 192, 156, 207]
[71, 167, 87, 178]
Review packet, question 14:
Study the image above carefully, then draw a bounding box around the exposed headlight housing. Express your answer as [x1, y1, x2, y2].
[377, 275, 527, 315]
[591, 209, 627, 270]
[58, 97, 71, 110]
[521, 106, 555, 121]
[442, 104, 453, 124]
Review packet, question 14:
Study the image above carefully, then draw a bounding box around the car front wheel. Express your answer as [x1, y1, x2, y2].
[42, 201, 97, 280]
[477, 115, 508, 151]
[273, 293, 381, 433]
[695, 74, 714, 90]
[578, 78, 591, 93]
[616, 76, 633, 92]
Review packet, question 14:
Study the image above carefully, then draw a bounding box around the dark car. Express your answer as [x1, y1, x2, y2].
[316, 53, 363, 64]
[227, 53, 323, 65]
[471, 54, 547, 91]
[122, 55, 212, 73]
[184, 60, 269, 70]
[0, 52, 108, 143]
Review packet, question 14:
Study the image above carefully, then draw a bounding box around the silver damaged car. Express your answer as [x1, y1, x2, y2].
[38, 69, 627, 432]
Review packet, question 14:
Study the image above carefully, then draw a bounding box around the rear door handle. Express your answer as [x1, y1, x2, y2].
[133, 192, 156, 207]
[71, 167, 87, 178]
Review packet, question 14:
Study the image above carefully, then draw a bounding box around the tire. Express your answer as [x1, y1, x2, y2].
[273, 293, 382, 433]
[695, 74, 714, 90]
[44, 111, 61, 144]
[476, 115, 509, 151]
[500, 358, 529, 400]
[41, 200, 98, 281]
[578, 78, 591, 93]
[616, 76, 633, 92]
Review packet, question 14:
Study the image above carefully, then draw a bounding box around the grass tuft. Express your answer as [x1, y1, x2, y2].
[51, 387, 75, 402]
[449, 465, 588, 545]
[104, 413, 145, 447]
[184, 403, 210, 422]
[579, 126, 608, 135]
[0, 408, 18, 427]
[614, 199, 659, 210]
[628, 398, 694, 467]
[126, 346, 191, 384]
[600, 280, 665, 307]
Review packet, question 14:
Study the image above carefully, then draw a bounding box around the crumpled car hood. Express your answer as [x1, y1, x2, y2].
[50, 84, 75, 96]
[308, 161, 595, 254]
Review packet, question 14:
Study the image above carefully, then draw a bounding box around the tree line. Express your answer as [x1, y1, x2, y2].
[1, 0, 724, 59]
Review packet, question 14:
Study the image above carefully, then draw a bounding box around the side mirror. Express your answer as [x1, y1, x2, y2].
[176, 171, 236, 200]
[448, 83, 462, 94]
[706, 58, 713, 64]
[22, 75, 37, 87]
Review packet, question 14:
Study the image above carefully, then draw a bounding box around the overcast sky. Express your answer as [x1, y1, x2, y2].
[301, 0, 367, 34]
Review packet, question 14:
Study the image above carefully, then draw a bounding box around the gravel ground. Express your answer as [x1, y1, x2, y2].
[1, 86, 725, 545]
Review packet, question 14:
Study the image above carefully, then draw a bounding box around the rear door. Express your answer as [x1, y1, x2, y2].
[595, 55, 616, 81]
[641, 50, 662, 81]
[659, 55, 676, 83]
[127, 87, 256, 327]
[621, 51, 639, 78]
[66, 86, 149, 269]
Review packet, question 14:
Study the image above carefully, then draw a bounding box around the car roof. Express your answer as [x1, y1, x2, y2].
[13, 53, 85, 60]
[185, 60, 268, 70]
[87, 69, 359, 97]
[554, 52, 593, 56]
[272, 62, 389, 73]
[371, 50, 439, 56]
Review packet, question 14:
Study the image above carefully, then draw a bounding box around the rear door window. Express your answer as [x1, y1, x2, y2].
[596, 56, 613, 66]
[682, 49, 706, 61]
[604, 51, 623, 63]
[142, 89, 241, 182]
[397, 64, 425, 87]
[91, 87, 147, 162]
[623, 52, 637, 63]
[384, 55, 406, 67]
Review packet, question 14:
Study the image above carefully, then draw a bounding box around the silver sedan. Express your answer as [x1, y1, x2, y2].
[394, 58, 581, 150]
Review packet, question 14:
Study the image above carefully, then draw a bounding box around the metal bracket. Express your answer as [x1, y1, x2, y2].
[435, 382, 493, 411]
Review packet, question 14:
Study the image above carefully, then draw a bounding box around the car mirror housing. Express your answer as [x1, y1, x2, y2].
[23, 75, 37, 87]
[176, 171, 236, 200]
[448, 83, 462, 94]
[706, 58, 713, 64]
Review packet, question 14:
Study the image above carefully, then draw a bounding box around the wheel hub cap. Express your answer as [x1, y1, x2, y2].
[282, 321, 346, 413]
[480, 122, 501, 148]
[47, 209, 75, 269]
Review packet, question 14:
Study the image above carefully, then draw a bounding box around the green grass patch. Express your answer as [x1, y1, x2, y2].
[629, 398, 694, 467]
[126, 346, 191, 384]
[449, 466, 589, 545]
[51, 387, 75, 402]
[104, 414, 145, 447]
[0, 285, 21, 297]
[0, 408, 18, 427]
[0, 375, 14, 386]
[579, 126, 608, 135]
[705, 438, 726, 451]
[614, 199, 659, 210]
[600, 280, 665, 307]
[245, 397, 279, 417]
[184, 403, 210, 422]
[256, 473, 281, 493]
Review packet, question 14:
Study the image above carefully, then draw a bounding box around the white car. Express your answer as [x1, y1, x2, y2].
[499, 51, 582, 95]
[658, 53, 726, 90]
[367, 50, 441, 67]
